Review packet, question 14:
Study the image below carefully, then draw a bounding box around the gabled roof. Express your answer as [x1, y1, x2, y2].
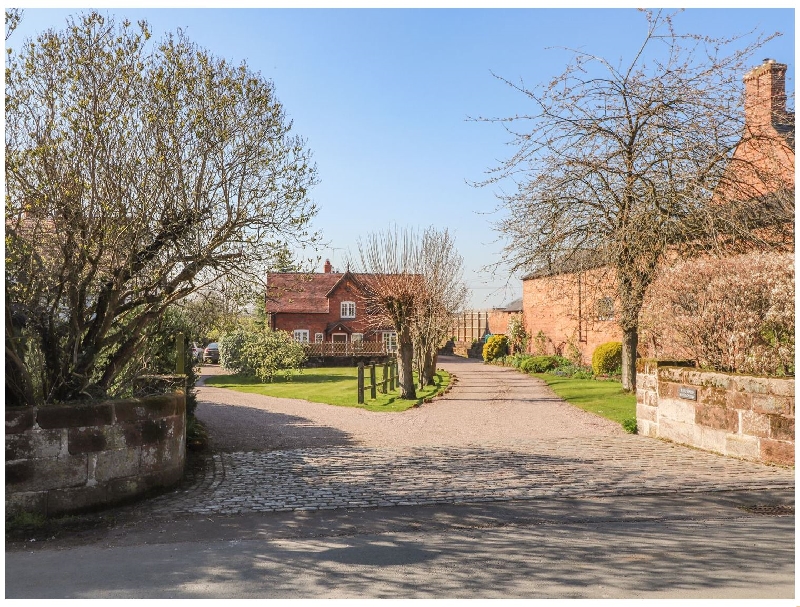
[325, 270, 369, 298]
[502, 297, 523, 312]
[266, 271, 376, 314]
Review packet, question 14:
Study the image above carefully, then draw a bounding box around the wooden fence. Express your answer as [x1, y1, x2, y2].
[453, 310, 490, 343]
[305, 342, 388, 357]
[357, 360, 398, 404]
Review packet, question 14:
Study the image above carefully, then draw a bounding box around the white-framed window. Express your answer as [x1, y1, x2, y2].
[314, 333, 324, 343]
[351, 333, 364, 343]
[382, 331, 398, 353]
[340, 301, 356, 319]
[293, 330, 309, 343]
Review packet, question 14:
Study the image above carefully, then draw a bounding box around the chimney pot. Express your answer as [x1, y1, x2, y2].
[324, 259, 332, 273]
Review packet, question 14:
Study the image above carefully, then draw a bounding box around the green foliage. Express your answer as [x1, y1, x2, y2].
[137, 307, 200, 417]
[482, 334, 509, 362]
[207, 367, 451, 412]
[219, 325, 306, 383]
[622, 418, 638, 434]
[592, 342, 623, 376]
[519, 355, 568, 374]
[532, 330, 549, 355]
[533, 373, 637, 425]
[507, 314, 529, 353]
[4, 12, 318, 406]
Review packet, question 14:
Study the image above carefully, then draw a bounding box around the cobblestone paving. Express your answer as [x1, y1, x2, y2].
[141, 436, 795, 517]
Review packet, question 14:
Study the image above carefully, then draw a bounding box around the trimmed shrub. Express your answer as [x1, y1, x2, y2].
[592, 342, 623, 376]
[622, 418, 638, 434]
[483, 334, 509, 362]
[519, 355, 568, 374]
[640, 253, 794, 376]
[219, 326, 306, 382]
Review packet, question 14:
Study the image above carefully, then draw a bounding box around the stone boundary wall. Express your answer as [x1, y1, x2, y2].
[453, 340, 484, 359]
[6, 393, 186, 517]
[636, 360, 794, 466]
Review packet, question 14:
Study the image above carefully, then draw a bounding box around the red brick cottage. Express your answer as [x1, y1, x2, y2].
[519, 58, 795, 364]
[265, 260, 398, 354]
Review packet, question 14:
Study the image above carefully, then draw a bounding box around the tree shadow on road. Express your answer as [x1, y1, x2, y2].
[196, 402, 358, 452]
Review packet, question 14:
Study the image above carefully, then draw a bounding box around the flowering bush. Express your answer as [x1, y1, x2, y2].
[483, 334, 509, 362]
[219, 326, 306, 382]
[640, 253, 794, 376]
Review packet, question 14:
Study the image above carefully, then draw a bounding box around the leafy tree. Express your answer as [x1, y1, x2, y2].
[478, 9, 792, 390]
[5, 13, 318, 405]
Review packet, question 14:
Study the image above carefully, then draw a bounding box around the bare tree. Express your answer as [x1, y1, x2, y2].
[478, 9, 792, 390]
[411, 228, 468, 388]
[353, 228, 421, 399]
[354, 227, 468, 397]
[5, 13, 319, 405]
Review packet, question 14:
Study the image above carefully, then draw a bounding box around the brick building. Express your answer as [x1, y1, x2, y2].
[520, 58, 795, 364]
[265, 259, 398, 352]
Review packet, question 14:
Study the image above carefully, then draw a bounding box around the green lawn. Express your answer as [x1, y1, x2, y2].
[205, 366, 451, 412]
[532, 373, 636, 424]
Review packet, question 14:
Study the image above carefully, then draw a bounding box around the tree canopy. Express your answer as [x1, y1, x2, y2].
[479, 9, 792, 389]
[5, 12, 319, 405]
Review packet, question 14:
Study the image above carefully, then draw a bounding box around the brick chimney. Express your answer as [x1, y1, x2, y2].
[743, 58, 788, 131]
[323, 259, 332, 273]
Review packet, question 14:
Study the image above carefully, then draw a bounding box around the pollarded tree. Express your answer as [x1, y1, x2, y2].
[411, 228, 468, 388]
[479, 9, 793, 390]
[5, 13, 319, 405]
[354, 228, 422, 399]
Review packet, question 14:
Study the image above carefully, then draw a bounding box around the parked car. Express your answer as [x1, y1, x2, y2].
[190, 343, 204, 361]
[203, 342, 219, 364]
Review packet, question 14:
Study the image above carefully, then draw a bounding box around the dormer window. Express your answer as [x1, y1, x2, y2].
[341, 301, 356, 318]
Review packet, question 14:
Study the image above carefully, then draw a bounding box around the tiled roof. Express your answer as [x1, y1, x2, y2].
[266, 272, 375, 313]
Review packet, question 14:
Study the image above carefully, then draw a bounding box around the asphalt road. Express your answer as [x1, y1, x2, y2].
[6, 489, 795, 599]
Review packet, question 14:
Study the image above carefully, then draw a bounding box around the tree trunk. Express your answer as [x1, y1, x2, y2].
[396, 337, 416, 399]
[422, 350, 438, 386]
[621, 327, 638, 392]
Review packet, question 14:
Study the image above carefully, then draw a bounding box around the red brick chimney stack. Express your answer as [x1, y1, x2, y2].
[323, 259, 332, 273]
[743, 58, 788, 131]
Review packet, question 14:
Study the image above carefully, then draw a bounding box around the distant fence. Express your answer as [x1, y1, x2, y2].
[453, 311, 490, 343]
[305, 342, 388, 357]
[357, 361, 398, 404]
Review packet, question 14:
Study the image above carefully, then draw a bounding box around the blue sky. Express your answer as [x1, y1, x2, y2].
[8, 7, 795, 308]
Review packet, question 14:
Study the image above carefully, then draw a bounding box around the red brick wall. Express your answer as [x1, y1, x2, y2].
[522, 268, 621, 364]
[271, 280, 383, 341]
[488, 310, 513, 335]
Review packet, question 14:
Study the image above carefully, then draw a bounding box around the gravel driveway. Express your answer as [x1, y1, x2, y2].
[195, 356, 623, 452]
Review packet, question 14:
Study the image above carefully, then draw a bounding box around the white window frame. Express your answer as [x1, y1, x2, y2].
[382, 331, 398, 353]
[314, 333, 324, 343]
[340, 301, 356, 319]
[351, 333, 364, 343]
[293, 330, 309, 343]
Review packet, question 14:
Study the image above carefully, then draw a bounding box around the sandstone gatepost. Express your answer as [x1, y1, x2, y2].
[636, 360, 794, 466]
[6, 393, 186, 517]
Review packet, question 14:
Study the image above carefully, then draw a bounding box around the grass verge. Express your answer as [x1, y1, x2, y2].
[532, 373, 636, 425]
[205, 366, 451, 412]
